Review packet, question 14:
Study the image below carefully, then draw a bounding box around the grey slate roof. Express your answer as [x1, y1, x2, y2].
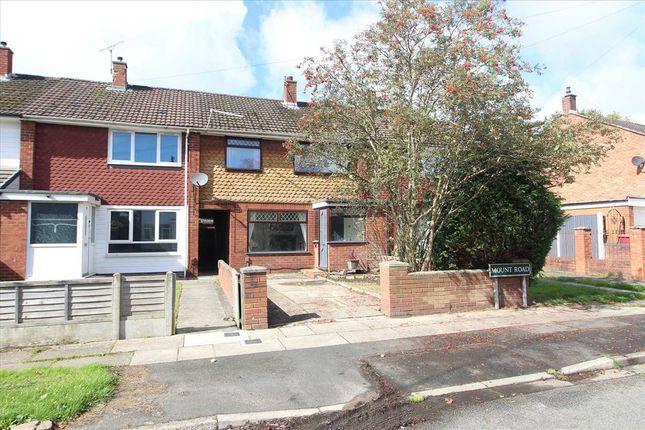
[0, 74, 307, 135]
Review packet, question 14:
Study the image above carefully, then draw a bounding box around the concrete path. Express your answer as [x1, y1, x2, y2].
[175, 276, 236, 334]
[68, 314, 645, 429]
[2, 304, 644, 370]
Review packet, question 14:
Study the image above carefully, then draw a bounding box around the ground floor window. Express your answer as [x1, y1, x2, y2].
[108, 209, 178, 253]
[30, 203, 78, 244]
[248, 211, 307, 253]
[330, 208, 365, 242]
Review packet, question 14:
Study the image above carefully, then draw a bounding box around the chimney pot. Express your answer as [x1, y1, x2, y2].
[112, 56, 128, 89]
[0, 41, 13, 77]
[283, 76, 297, 105]
[562, 87, 577, 114]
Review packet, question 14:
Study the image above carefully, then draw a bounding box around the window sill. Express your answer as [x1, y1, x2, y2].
[247, 251, 310, 256]
[327, 241, 369, 245]
[105, 252, 181, 258]
[108, 161, 182, 168]
[29, 243, 78, 248]
[225, 168, 263, 173]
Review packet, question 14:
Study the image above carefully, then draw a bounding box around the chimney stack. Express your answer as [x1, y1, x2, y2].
[0, 41, 14, 78]
[283, 76, 297, 105]
[562, 86, 577, 114]
[112, 56, 128, 89]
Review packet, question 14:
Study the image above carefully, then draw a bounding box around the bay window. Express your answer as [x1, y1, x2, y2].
[248, 211, 307, 253]
[109, 130, 180, 166]
[30, 203, 78, 244]
[330, 208, 365, 242]
[108, 209, 178, 253]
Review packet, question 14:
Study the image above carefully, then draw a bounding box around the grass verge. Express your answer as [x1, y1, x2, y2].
[0, 365, 117, 429]
[550, 276, 645, 293]
[532, 279, 641, 305]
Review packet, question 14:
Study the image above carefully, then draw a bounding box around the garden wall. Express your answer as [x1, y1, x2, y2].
[380, 261, 527, 317]
[217, 261, 267, 330]
[0, 273, 176, 348]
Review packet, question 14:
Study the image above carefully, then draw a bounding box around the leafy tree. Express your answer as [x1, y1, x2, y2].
[432, 171, 564, 272]
[294, 0, 617, 271]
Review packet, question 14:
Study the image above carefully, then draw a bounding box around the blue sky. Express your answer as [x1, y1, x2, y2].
[1, 1, 644, 121]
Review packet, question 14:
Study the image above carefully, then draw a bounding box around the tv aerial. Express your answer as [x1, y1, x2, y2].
[99, 41, 124, 75]
[190, 172, 209, 187]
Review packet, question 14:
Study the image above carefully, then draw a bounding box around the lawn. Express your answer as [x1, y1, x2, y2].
[550, 276, 645, 293]
[0, 365, 117, 429]
[532, 279, 642, 305]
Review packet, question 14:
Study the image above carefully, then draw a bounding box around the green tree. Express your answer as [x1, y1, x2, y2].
[295, 0, 617, 271]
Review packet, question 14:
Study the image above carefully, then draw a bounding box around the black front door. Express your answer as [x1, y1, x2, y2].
[198, 210, 229, 274]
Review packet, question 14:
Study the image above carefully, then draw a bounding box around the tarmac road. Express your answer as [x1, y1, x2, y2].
[414, 375, 645, 430]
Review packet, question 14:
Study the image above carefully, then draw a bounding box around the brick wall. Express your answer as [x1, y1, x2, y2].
[32, 123, 184, 205]
[544, 256, 575, 273]
[380, 261, 527, 317]
[0, 201, 28, 281]
[19, 120, 36, 190]
[240, 266, 268, 330]
[218, 260, 236, 305]
[630, 227, 645, 280]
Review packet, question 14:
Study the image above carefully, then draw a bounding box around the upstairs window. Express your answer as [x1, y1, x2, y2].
[108, 209, 178, 253]
[226, 138, 261, 171]
[109, 131, 181, 166]
[294, 143, 342, 174]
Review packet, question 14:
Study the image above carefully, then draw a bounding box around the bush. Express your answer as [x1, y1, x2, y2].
[432, 173, 564, 273]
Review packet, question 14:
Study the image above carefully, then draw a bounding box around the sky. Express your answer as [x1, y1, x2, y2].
[0, 1, 643, 122]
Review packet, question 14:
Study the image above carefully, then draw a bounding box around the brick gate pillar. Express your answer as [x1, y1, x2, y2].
[574, 227, 592, 276]
[379, 260, 410, 317]
[630, 227, 645, 280]
[240, 266, 268, 330]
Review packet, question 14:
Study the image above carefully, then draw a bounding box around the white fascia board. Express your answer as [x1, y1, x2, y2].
[0, 192, 100, 205]
[312, 200, 352, 209]
[561, 197, 645, 210]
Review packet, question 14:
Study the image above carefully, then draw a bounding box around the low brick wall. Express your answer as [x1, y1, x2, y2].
[544, 256, 575, 273]
[218, 260, 237, 304]
[380, 261, 527, 317]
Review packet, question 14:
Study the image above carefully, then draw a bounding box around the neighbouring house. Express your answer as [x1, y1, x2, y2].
[0, 42, 387, 281]
[545, 88, 645, 278]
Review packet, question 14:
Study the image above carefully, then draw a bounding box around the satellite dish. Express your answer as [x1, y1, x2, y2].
[631, 156, 645, 168]
[190, 172, 208, 186]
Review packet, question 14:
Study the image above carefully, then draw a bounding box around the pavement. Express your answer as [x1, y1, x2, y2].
[2, 300, 644, 370]
[414, 373, 645, 430]
[175, 276, 236, 334]
[64, 312, 645, 429]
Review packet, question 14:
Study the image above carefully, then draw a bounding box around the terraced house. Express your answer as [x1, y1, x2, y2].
[0, 43, 386, 281]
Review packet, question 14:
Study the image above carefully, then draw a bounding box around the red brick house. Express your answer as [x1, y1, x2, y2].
[545, 89, 645, 278]
[0, 43, 386, 281]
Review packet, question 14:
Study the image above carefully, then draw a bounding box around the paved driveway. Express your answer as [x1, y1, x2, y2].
[268, 273, 381, 326]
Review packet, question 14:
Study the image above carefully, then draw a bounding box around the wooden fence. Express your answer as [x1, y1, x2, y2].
[0, 272, 176, 348]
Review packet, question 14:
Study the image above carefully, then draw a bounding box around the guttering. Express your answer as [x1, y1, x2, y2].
[0, 190, 100, 205]
[183, 128, 190, 279]
[21, 115, 302, 140]
[561, 197, 645, 210]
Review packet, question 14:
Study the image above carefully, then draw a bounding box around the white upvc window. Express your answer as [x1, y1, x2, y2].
[108, 130, 181, 167]
[108, 209, 178, 254]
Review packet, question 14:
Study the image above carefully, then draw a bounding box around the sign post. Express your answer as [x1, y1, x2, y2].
[488, 263, 532, 309]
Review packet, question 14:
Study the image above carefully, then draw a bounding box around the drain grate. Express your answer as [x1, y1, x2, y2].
[244, 339, 262, 345]
[224, 332, 241, 337]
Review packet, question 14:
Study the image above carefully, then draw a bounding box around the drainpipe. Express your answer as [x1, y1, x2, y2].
[183, 128, 190, 279]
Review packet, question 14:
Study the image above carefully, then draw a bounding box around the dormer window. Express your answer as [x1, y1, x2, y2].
[109, 130, 181, 167]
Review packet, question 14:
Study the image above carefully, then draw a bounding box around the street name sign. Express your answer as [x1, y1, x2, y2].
[488, 263, 532, 278]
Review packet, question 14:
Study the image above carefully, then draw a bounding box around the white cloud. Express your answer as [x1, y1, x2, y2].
[0, 1, 255, 94]
[507, 1, 645, 122]
[257, 1, 379, 100]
